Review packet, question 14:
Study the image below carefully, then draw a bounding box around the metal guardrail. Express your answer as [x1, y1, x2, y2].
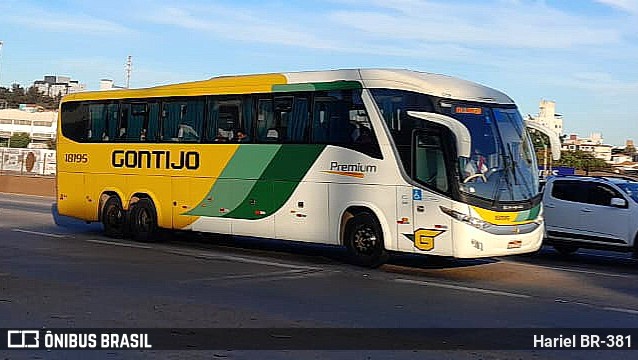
[0, 148, 56, 176]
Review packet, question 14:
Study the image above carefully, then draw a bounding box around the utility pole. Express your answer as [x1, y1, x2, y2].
[125, 55, 132, 89]
[0, 40, 4, 88]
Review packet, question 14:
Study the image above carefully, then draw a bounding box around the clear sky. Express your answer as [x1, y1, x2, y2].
[1, 0, 637, 145]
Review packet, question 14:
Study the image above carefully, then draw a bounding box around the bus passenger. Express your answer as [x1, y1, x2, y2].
[234, 129, 250, 143]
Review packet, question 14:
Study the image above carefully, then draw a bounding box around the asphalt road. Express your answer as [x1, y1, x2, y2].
[1, 193, 637, 359]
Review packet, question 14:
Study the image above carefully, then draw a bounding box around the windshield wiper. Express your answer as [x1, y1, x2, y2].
[507, 143, 534, 197]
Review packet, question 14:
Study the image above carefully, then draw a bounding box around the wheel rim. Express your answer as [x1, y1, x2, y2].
[136, 208, 151, 233]
[352, 224, 378, 255]
[106, 205, 123, 229]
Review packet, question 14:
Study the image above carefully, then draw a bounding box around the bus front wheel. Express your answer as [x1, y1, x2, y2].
[129, 198, 158, 242]
[344, 212, 388, 268]
[102, 196, 127, 238]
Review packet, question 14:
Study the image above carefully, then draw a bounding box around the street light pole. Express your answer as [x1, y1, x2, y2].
[0, 40, 4, 88]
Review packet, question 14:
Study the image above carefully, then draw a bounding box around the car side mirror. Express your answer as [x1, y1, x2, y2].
[610, 197, 627, 208]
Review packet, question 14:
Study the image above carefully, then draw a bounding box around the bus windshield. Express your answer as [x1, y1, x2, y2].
[445, 103, 538, 202]
[370, 88, 539, 205]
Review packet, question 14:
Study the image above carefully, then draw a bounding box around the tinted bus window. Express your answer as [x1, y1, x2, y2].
[288, 96, 310, 143]
[61, 102, 88, 142]
[87, 103, 119, 142]
[256, 98, 274, 142]
[207, 97, 252, 143]
[161, 98, 204, 142]
[117, 102, 148, 142]
[312, 90, 381, 158]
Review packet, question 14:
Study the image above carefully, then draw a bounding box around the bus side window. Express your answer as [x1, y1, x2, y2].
[104, 103, 119, 142]
[127, 103, 147, 142]
[61, 102, 89, 142]
[207, 98, 244, 143]
[143, 102, 159, 142]
[161, 98, 204, 142]
[118, 105, 129, 140]
[312, 90, 381, 158]
[256, 98, 274, 142]
[88, 103, 105, 142]
[288, 96, 310, 143]
[413, 132, 448, 193]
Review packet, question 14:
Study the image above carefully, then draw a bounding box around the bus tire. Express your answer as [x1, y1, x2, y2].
[128, 198, 159, 242]
[344, 212, 388, 268]
[554, 244, 578, 256]
[102, 196, 127, 238]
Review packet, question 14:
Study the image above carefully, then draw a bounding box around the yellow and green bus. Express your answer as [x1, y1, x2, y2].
[56, 69, 559, 267]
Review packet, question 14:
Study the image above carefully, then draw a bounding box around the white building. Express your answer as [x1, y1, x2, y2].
[561, 133, 612, 161]
[99, 79, 126, 91]
[610, 154, 634, 164]
[0, 107, 57, 146]
[528, 99, 563, 137]
[33, 75, 86, 97]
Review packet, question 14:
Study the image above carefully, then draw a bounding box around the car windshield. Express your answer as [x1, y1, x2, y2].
[444, 103, 539, 202]
[615, 181, 638, 202]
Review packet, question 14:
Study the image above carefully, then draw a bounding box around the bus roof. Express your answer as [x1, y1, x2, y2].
[61, 68, 514, 105]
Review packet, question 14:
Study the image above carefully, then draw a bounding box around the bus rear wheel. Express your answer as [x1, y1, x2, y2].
[344, 212, 388, 268]
[102, 196, 127, 238]
[129, 198, 158, 242]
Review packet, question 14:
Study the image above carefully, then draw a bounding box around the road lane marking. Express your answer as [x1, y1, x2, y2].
[196, 253, 323, 271]
[12, 229, 66, 238]
[85, 239, 322, 271]
[179, 269, 309, 283]
[164, 249, 322, 271]
[394, 278, 531, 299]
[86, 239, 152, 249]
[603, 307, 638, 315]
[500, 260, 633, 279]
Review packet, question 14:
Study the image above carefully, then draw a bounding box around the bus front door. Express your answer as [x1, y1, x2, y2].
[410, 131, 454, 256]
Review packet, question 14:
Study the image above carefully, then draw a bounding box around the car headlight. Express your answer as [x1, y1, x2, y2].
[439, 206, 492, 230]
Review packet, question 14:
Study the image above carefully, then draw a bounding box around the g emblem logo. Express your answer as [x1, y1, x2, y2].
[414, 229, 444, 251]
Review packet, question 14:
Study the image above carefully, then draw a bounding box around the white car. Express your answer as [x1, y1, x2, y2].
[542, 176, 638, 257]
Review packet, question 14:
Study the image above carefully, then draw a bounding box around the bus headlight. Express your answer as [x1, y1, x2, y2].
[439, 206, 492, 230]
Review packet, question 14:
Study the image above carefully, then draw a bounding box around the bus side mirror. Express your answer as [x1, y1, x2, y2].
[407, 111, 472, 158]
[525, 120, 561, 161]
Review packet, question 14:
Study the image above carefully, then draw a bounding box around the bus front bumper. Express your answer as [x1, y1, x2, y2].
[452, 220, 544, 258]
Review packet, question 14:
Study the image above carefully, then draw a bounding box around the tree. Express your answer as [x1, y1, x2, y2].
[529, 129, 556, 169]
[558, 150, 609, 171]
[0, 83, 60, 110]
[8, 132, 31, 148]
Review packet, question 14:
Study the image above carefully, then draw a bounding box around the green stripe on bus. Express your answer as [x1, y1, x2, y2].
[219, 145, 281, 179]
[513, 204, 540, 222]
[514, 209, 530, 222]
[272, 81, 362, 93]
[223, 145, 325, 219]
[187, 145, 281, 216]
[528, 204, 540, 220]
[188, 180, 257, 217]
